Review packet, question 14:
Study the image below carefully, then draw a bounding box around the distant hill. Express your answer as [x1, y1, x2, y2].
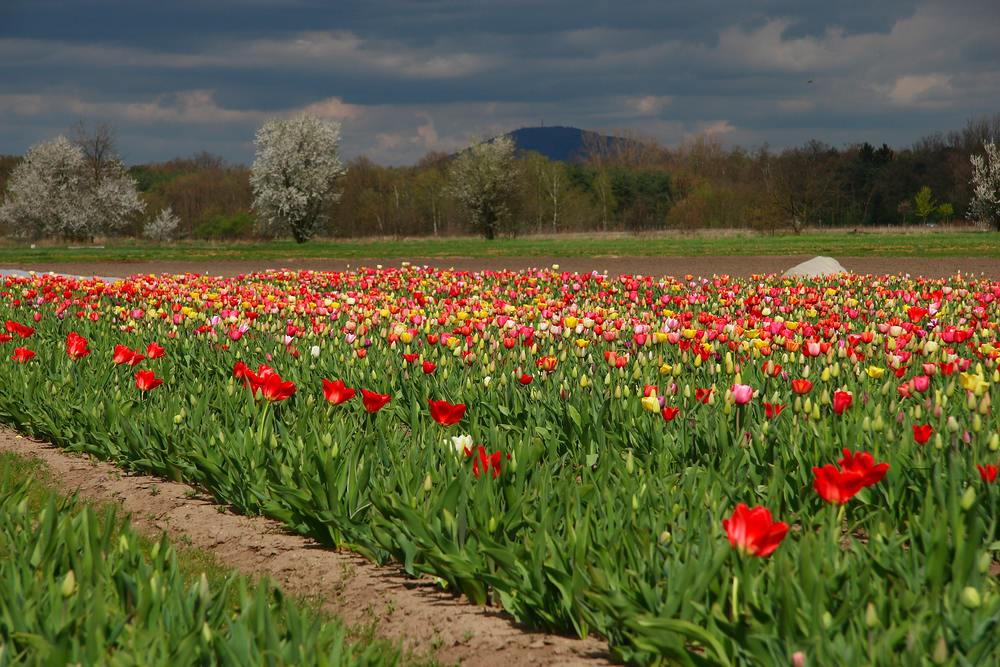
[501, 126, 629, 163]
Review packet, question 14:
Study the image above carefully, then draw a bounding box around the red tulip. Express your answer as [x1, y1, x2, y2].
[912, 424, 933, 445]
[4, 320, 34, 338]
[259, 372, 296, 402]
[113, 344, 134, 365]
[978, 463, 997, 483]
[66, 332, 91, 360]
[429, 399, 467, 426]
[422, 360, 437, 374]
[361, 388, 391, 413]
[402, 353, 418, 364]
[661, 406, 680, 422]
[0, 333, 11, 343]
[519, 373, 533, 385]
[763, 402, 786, 419]
[467, 445, 508, 479]
[146, 342, 165, 359]
[812, 465, 866, 504]
[322, 379, 356, 405]
[113, 344, 145, 366]
[832, 390, 853, 415]
[233, 361, 250, 380]
[837, 448, 889, 487]
[134, 369, 163, 392]
[812, 449, 888, 504]
[722, 503, 788, 557]
[11, 347, 34, 363]
[791, 379, 813, 395]
[695, 387, 712, 404]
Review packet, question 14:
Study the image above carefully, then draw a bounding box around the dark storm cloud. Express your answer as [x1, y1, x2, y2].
[0, 0, 997, 164]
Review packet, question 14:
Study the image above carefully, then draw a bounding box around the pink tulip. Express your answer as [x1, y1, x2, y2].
[731, 384, 754, 405]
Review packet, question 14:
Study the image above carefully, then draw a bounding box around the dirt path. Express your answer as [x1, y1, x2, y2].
[0, 429, 612, 667]
[7, 255, 1000, 279]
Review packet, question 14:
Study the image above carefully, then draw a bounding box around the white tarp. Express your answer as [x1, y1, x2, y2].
[782, 256, 848, 278]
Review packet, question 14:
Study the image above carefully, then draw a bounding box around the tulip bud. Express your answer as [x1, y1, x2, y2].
[960, 586, 981, 609]
[202, 621, 213, 643]
[961, 487, 976, 511]
[61, 570, 77, 597]
[626, 450, 634, 474]
[979, 394, 991, 415]
[946, 416, 960, 433]
[865, 602, 879, 628]
[989, 433, 999, 451]
[973, 414, 982, 433]
[821, 611, 833, 629]
[979, 552, 992, 574]
[198, 572, 211, 604]
[932, 636, 948, 664]
[631, 494, 639, 511]
[658, 530, 671, 544]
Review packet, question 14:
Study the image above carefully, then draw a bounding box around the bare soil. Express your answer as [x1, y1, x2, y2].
[7, 255, 1000, 279]
[0, 429, 612, 667]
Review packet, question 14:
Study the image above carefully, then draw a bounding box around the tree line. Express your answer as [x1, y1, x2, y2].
[1, 114, 999, 242]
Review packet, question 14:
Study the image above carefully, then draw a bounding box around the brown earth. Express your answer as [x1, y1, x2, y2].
[7, 255, 1000, 279]
[0, 429, 612, 667]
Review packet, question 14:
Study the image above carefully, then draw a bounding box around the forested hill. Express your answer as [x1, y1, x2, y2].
[503, 126, 628, 162]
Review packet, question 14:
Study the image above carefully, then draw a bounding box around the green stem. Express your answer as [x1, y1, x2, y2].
[258, 400, 271, 444]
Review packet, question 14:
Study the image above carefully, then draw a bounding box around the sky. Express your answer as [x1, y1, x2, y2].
[1, 0, 998, 165]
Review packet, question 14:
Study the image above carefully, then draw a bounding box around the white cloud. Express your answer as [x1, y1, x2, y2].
[695, 120, 736, 138]
[299, 97, 364, 121]
[628, 95, 673, 116]
[882, 74, 953, 107]
[0, 30, 494, 80]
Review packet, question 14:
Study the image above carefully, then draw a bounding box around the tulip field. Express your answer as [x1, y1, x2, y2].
[1, 265, 999, 665]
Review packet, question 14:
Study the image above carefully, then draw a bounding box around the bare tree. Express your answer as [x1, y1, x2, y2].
[761, 141, 840, 233]
[70, 121, 118, 185]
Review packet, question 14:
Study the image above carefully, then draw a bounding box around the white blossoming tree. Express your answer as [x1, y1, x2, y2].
[448, 136, 517, 239]
[250, 115, 346, 243]
[969, 142, 1000, 231]
[144, 206, 180, 241]
[0, 136, 143, 241]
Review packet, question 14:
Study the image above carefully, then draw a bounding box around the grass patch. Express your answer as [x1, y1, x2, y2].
[1, 230, 999, 264]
